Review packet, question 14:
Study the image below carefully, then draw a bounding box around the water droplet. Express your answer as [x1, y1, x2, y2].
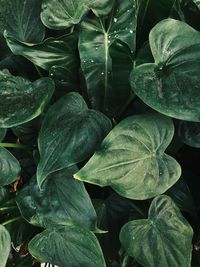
[114, 18, 117, 23]
[91, 59, 94, 63]
[101, 72, 104, 75]
[108, 40, 111, 44]
[50, 73, 53, 76]
[130, 30, 133, 34]
[127, 9, 130, 12]
[95, 46, 98, 50]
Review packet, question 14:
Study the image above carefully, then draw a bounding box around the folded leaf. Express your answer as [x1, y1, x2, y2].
[0, 69, 54, 128]
[79, 0, 136, 117]
[28, 225, 106, 267]
[5, 33, 79, 89]
[0, 224, 11, 267]
[120, 195, 193, 267]
[41, 0, 114, 29]
[0, 148, 21, 186]
[74, 113, 181, 200]
[37, 92, 112, 187]
[17, 167, 97, 230]
[131, 19, 200, 121]
[0, 0, 45, 43]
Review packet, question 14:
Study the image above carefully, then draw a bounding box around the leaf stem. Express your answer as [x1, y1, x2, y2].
[2, 217, 21, 226]
[0, 206, 17, 212]
[70, 25, 75, 33]
[0, 142, 30, 150]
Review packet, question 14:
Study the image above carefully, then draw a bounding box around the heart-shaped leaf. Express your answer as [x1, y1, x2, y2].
[74, 113, 181, 200]
[0, 148, 21, 186]
[131, 19, 200, 122]
[17, 167, 97, 230]
[120, 195, 193, 267]
[79, 0, 136, 117]
[0, 69, 54, 128]
[37, 92, 112, 187]
[5, 33, 79, 89]
[28, 225, 106, 267]
[40, 0, 114, 30]
[0, 0, 45, 43]
[0, 224, 11, 267]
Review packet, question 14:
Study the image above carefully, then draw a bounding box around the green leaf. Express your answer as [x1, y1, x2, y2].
[0, 69, 54, 128]
[0, 148, 21, 186]
[0, 224, 11, 267]
[40, 0, 114, 29]
[28, 225, 106, 267]
[37, 92, 112, 187]
[5, 33, 79, 89]
[17, 167, 97, 230]
[178, 121, 200, 148]
[0, 0, 45, 43]
[193, 0, 200, 9]
[131, 18, 200, 122]
[120, 195, 193, 267]
[79, 0, 136, 117]
[0, 129, 6, 142]
[74, 113, 181, 200]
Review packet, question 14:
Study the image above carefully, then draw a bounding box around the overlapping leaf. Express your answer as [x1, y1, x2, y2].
[0, 69, 54, 128]
[17, 168, 97, 230]
[0, 0, 45, 43]
[0, 225, 11, 267]
[37, 92, 112, 187]
[5, 33, 79, 89]
[41, 0, 114, 29]
[28, 225, 106, 267]
[120, 195, 193, 267]
[178, 121, 200, 148]
[74, 113, 181, 200]
[131, 19, 200, 121]
[79, 0, 136, 117]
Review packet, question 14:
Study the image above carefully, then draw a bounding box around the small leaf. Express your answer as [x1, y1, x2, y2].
[17, 167, 97, 230]
[5, 33, 79, 89]
[41, 0, 114, 29]
[37, 92, 112, 187]
[120, 195, 193, 267]
[0, 69, 54, 128]
[0, 224, 11, 267]
[74, 113, 181, 200]
[131, 19, 200, 121]
[0, 0, 45, 43]
[28, 225, 106, 267]
[0, 148, 21, 186]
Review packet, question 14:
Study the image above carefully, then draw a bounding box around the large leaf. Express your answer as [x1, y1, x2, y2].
[41, 0, 114, 30]
[79, 0, 136, 117]
[0, 224, 11, 267]
[178, 121, 200, 148]
[0, 0, 45, 43]
[131, 19, 200, 122]
[5, 33, 79, 89]
[37, 92, 112, 187]
[120, 195, 193, 267]
[0, 148, 21, 186]
[74, 113, 181, 200]
[17, 167, 97, 230]
[28, 225, 106, 267]
[0, 69, 54, 128]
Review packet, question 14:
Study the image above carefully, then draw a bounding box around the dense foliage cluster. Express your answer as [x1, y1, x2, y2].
[0, 0, 200, 266]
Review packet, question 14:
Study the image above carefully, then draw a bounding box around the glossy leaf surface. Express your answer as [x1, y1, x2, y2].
[120, 195, 193, 267]
[29, 225, 106, 267]
[74, 113, 181, 200]
[131, 19, 200, 121]
[79, 0, 136, 117]
[41, 0, 114, 29]
[0, 0, 45, 43]
[37, 92, 112, 187]
[17, 168, 97, 230]
[6, 33, 79, 89]
[0, 70, 54, 128]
